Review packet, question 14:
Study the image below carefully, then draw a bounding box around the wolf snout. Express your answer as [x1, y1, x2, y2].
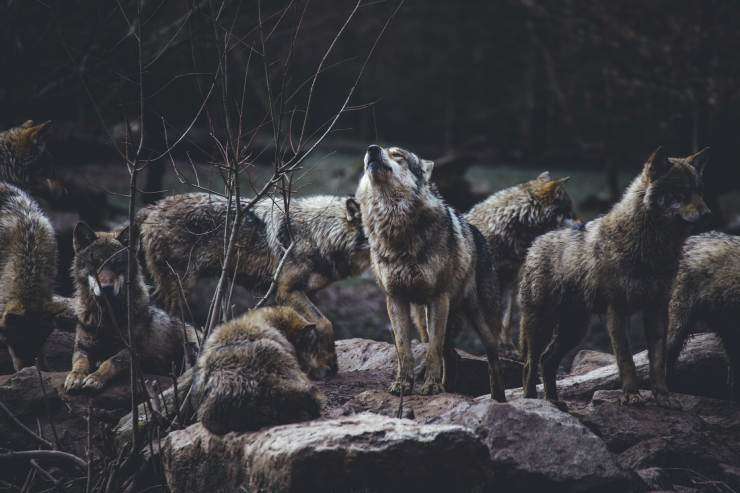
[366, 144, 382, 159]
[91, 270, 125, 297]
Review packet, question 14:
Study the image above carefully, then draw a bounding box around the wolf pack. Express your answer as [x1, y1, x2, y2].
[0, 119, 736, 436]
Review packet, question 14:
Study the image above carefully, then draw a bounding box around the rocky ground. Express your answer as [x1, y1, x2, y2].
[1, 328, 737, 492]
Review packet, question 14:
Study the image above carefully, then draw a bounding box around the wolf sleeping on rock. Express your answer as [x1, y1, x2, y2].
[667, 232, 740, 401]
[466, 171, 574, 347]
[0, 182, 65, 370]
[64, 223, 199, 393]
[192, 305, 323, 434]
[137, 193, 369, 376]
[356, 144, 505, 401]
[519, 147, 710, 405]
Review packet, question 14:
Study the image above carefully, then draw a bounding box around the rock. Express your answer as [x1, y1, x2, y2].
[115, 369, 194, 450]
[336, 337, 522, 396]
[576, 390, 740, 492]
[0, 367, 60, 416]
[570, 350, 615, 376]
[332, 389, 474, 421]
[507, 333, 728, 401]
[162, 413, 490, 493]
[0, 330, 74, 375]
[430, 398, 634, 492]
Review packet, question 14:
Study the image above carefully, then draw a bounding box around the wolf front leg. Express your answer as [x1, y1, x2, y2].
[420, 294, 450, 395]
[607, 304, 641, 405]
[64, 326, 94, 391]
[80, 349, 131, 392]
[644, 307, 675, 407]
[386, 295, 416, 395]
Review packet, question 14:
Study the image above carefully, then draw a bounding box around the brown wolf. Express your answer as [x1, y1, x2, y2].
[355, 144, 505, 400]
[0, 120, 52, 189]
[466, 172, 574, 346]
[137, 193, 370, 376]
[519, 147, 710, 405]
[0, 182, 65, 370]
[64, 222, 199, 393]
[192, 305, 322, 434]
[667, 232, 740, 401]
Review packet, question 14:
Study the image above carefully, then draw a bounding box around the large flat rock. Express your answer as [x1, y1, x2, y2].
[162, 413, 490, 493]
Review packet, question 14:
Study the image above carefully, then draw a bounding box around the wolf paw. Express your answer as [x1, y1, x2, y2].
[64, 371, 87, 393]
[388, 379, 413, 396]
[619, 390, 644, 406]
[80, 374, 105, 392]
[419, 379, 445, 395]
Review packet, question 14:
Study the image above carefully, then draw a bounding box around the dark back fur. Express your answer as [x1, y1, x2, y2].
[192, 306, 322, 434]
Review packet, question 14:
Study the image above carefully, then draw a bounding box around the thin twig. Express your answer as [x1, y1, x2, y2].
[0, 451, 87, 470]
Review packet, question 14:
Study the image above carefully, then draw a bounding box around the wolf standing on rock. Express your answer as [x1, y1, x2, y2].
[138, 193, 370, 376]
[64, 223, 199, 393]
[519, 147, 710, 405]
[356, 144, 505, 400]
[467, 171, 574, 346]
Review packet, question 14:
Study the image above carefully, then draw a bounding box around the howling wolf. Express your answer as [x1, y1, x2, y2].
[355, 144, 505, 401]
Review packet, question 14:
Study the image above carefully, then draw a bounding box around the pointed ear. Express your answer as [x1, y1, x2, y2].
[688, 147, 711, 175]
[645, 146, 671, 182]
[537, 171, 551, 181]
[421, 159, 435, 181]
[299, 323, 319, 347]
[116, 226, 131, 247]
[345, 197, 361, 223]
[19, 120, 51, 144]
[556, 176, 570, 185]
[73, 222, 97, 252]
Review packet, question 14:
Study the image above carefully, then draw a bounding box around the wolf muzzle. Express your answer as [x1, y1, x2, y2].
[366, 145, 389, 176]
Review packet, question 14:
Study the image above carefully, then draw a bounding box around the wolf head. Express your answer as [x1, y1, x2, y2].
[0, 120, 52, 186]
[363, 144, 435, 193]
[72, 222, 133, 303]
[642, 147, 711, 223]
[265, 306, 336, 380]
[0, 298, 67, 370]
[530, 171, 574, 224]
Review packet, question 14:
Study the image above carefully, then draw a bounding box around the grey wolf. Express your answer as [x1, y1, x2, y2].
[192, 305, 322, 434]
[64, 222, 199, 393]
[355, 144, 506, 400]
[519, 147, 710, 405]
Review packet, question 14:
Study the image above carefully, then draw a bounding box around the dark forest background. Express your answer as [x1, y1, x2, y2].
[2, 0, 740, 221]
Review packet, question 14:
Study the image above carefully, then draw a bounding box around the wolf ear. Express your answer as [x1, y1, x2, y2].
[421, 159, 434, 181]
[537, 171, 551, 181]
[116, 226, 131, 247]
[19, 120, 51, 144]
[645, 146, 671, 181]
[299, 323, 319, 347]
[345, 198, 361, 223]
[73, 222, 97, 252]
[688, 147, 711, 175]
